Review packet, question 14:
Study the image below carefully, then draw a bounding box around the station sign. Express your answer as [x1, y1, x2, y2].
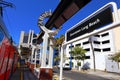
[66, 7, 113, 41]
[38, 11, 52, 26]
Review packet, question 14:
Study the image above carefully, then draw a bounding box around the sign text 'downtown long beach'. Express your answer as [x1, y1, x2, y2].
[67, 7, 113, 41]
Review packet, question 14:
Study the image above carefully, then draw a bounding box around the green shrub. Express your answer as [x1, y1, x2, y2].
[77, 62, 81, 66]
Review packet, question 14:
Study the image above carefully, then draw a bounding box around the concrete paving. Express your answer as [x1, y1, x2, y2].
[53, 67, 120, 80]
[72, 69, 120, 80]
[88, 70, 120, 80]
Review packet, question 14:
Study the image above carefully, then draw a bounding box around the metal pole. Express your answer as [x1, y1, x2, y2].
[31, 46, 35, 64]
[89, 37, 96, 71]
[70, 43, 73, 69]
[59, 46, 63, 80]
[35, 48, 37, 68]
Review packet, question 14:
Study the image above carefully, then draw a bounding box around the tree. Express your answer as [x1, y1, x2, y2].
[56, 35, 65, 47]
[111, 52, 120, 69]
[54, 55, 60, 65]
[71, 46, 86, 66]
[111, 52, 120, 62]
[54, 35, 65, 64]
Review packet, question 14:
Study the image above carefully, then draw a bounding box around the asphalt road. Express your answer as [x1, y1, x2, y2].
[53, 67, 111, 80]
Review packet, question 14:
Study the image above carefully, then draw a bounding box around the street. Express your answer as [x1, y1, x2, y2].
[53, 67, 112, 80]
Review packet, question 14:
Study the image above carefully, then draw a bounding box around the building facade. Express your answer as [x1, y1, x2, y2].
[18, 30, 41, 63]
[65, 9, 120, 73]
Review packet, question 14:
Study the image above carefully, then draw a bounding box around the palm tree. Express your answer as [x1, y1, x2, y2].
[71, 46, 86, 67]
[54, 55, 60, 65]
[55, 34, 65, 53]
[54, 35, 65, 64]
[56, 35, 65, 47]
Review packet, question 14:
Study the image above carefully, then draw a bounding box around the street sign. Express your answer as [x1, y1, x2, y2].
[38, 11, 52, 27]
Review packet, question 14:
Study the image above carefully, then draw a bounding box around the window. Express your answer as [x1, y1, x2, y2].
[69, 57, 74, 59]
[75, 43, 81, 47]
[36, 60, 39, 64]
[101, 33, 109, 37]
[33, 49, 36, 58]
[69, 51, 73, 54]
[85, 48, 90, 51]
[32, 38, 37, 44]
[85, 56, 90, 59]
[94, 48, 101, 52]
[94, 35, 100, 37]
[0, 27, 4, 43]
[103, 48, 111, 52]
[23, 33, 29, 43]
[94, 41, 100, 44]
[83, 41, 89, 45]
[69, 45, 74, 48]
[102, 40, 110, 44]
[32, 60, 35, 62]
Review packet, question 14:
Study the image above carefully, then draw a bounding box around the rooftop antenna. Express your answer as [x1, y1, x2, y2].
[0, 0, 14, 17]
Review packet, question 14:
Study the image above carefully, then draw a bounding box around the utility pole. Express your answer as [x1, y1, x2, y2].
[0, 0, 14, 17]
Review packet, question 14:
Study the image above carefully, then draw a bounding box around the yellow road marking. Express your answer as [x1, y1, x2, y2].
[20, 71, 23, 80]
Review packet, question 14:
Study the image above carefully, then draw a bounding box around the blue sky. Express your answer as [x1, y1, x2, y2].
[3, 0, 120, 44]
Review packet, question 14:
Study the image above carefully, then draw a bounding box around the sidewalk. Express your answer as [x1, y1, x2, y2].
[53, 73, 72, 80]
[72, 69, 120, 80]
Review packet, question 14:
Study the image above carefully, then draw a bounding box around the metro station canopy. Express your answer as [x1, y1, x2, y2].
[37, 0, 91, 44]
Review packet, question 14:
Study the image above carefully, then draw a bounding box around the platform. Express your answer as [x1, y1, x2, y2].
[10, 64, 38, 80]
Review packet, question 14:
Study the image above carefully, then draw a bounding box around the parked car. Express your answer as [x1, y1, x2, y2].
[57, 63, 71, 70]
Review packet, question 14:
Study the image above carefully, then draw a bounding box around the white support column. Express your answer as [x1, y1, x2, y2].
[60, 46, 64, 80]
[31, 46, 35, 64]
[41, 33, 49, 67]
[39, 48, 42, 66]
[28, 30, 31, 44]
[34, 48, 37, 68]
[28, 30, 34, 45]
[48, 39, 54, 68]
